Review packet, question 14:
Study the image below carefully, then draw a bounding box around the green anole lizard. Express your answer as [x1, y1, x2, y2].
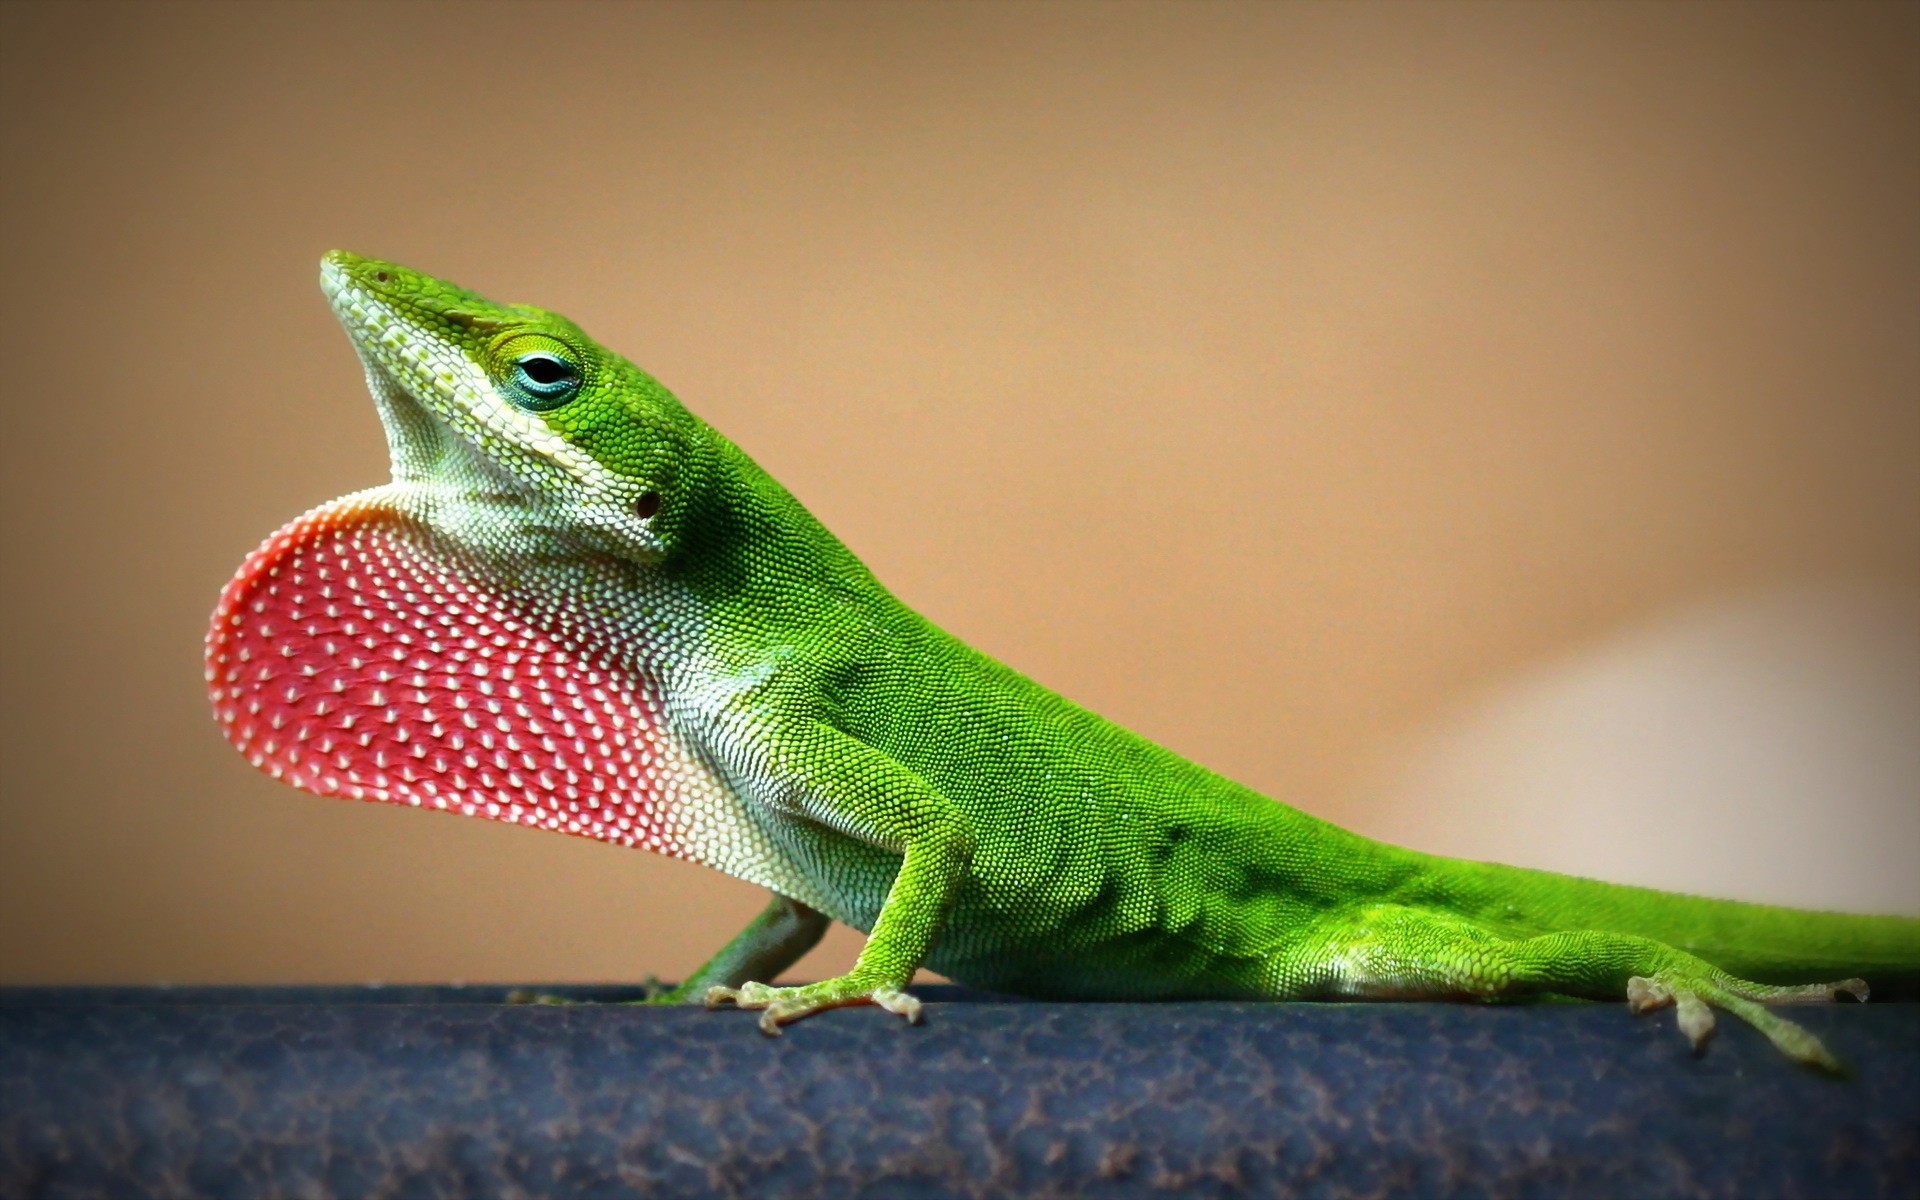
[207, 252, 1918, 1070]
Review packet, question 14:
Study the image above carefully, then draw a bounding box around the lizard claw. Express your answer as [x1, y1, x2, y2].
[1629, 976, 1719, 1053]
[1627, 970, 1857, 1073]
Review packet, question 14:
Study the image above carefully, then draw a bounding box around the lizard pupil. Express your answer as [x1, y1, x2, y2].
[634, 492, 662, 520]
[520, 355, 571, 385]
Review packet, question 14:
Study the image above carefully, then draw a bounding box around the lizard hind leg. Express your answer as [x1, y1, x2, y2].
[1279, 905, 1866, 1073]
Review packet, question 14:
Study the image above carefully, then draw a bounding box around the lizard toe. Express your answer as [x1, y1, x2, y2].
[1630, 968, 1849, 1073]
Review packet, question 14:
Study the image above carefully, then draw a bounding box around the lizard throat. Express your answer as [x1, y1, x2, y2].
[206, 490, 708, 855]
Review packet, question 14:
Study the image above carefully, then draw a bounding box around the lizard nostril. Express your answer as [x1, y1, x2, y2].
[634, 492, 661, 520]
[375, 271, 390, 283]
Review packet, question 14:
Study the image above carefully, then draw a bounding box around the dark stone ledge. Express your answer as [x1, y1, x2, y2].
[2, 986, 1915, 1199]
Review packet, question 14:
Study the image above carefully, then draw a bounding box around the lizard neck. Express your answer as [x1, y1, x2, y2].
[387, 419, 879, 674]
[668, 428, 882, 616]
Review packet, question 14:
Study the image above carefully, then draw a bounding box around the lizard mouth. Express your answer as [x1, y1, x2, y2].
[318, 253, 355, 306]
[320, 257, 482, 486]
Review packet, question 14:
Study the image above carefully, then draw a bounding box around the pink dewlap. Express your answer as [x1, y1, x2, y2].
[207, 496, 681, 853]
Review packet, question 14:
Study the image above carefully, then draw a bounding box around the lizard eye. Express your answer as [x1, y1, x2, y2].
[507, 351, 581, 411]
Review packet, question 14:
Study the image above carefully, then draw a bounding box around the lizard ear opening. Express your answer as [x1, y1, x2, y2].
[204, 494, 685, 852]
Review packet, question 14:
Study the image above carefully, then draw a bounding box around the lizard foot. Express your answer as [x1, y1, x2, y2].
[1626, 972, 1868, 1073]
[704, 977, 922, 1036]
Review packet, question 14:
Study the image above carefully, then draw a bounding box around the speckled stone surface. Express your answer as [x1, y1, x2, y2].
[2, 986, 1915, 1198]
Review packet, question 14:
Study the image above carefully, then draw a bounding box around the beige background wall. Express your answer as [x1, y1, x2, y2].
[2, 2, 1915, 987]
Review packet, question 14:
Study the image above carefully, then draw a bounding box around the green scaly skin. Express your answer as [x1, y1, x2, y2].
[208, 252, 1919, 1070]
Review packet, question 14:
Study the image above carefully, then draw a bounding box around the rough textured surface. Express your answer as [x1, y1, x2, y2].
[3, 987, 1916, 1198]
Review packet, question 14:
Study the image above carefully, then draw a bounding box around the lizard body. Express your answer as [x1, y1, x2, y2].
[207, 253, 1918, 1068]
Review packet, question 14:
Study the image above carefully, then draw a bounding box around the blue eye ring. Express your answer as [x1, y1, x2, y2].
[506, 351, 582, 411]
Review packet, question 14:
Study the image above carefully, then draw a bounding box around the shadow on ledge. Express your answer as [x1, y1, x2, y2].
[3, 986, 1916, 1198]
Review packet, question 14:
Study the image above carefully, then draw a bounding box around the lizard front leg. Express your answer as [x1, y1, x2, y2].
[646, 892, 831, 1003]
[707, 726, 973, 1035]
[509, 891, 829, 1006]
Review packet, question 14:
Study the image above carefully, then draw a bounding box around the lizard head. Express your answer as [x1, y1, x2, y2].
[205, 255, 750, 858]
[208, 254, 866, 872]
[320, 250, 703, 565]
